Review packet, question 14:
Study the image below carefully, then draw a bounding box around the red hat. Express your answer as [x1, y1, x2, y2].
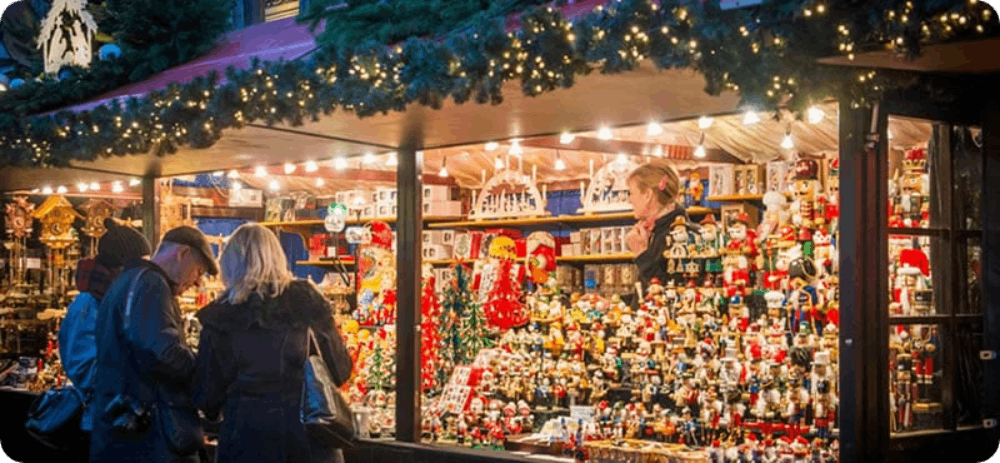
[701, 214, 718, 226]
[369, 221, 394, 248]
[650, 277, 662, 286]
[829, 158, 840, 177]
[898, 249, 930, 277]
[703, 277, 714, 288]
[903, 148, 928, 172]
[687, 280, 697, 289]
[793, 159, 819, 180]
[730, 212, 750, 227]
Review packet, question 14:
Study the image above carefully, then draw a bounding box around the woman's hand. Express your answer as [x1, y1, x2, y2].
[626, 223, 651, 255]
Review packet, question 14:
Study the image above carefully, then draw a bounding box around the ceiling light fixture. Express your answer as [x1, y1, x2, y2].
[559, 132, 575, 144]
[284, 163, 296, 174]
[227, 170, 239, 179]
[743, 110, 760, 125]
[387, 152, 398, 167]
[781, 127, 795, 150]
[694, 132, 707, 158]
[268, 179, 280, 191]
[647, 121, 664, 136]
[554, 151, 566, 171]
[616, 152, 628, 164]
[305, 160, 319, 172]
[42, 186, 53, 194]
[315, 178, 325, 187]
[485, 141, 499, 151]
[56, 185, 68, 194]
[255, 166, 268, 177]
[598, 127, 613, 140]
[232, 181, 243, 190]
[90, 182, 100, 191]
[129, 178, 141, 186]
[334, 157, 347, 170]
[77, 183, 89, 192]
[363, 152, 375, 164]
[111, 182, 123, 193]
[439, 157, 449, 177]
[212, 171, 224, 177]
[698, 116, 714, 129]
[807, 106, 825, 124]
[509, 141, 523, 156]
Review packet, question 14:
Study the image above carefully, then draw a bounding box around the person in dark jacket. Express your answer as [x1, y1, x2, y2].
[194, 223, 353, 463]
[89, 226, 220, 463]
[59, 219, 151, 437]
[625, 160, 688, 288]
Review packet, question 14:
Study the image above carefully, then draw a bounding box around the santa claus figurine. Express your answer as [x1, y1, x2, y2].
[894, 248, 931, 316]
[526, 231, 557, 286]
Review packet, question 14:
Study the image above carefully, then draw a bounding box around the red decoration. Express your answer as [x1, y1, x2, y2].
[420, 275, 441, 392]
[482, 258, 528, 330]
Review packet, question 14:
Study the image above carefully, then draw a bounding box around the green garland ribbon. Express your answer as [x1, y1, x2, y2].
[0, 0, 995, 168]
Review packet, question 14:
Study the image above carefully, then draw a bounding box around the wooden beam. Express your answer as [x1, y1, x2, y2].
[521, 136, 745, 164]
[141, 177, 160, 249]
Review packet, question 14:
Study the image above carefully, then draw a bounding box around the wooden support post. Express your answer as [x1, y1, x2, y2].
[395, 148, 422, 443]
[141, 176, 161, 250]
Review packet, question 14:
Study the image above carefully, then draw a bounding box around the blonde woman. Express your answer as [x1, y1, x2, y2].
[624, 160, 686, 287]
[193, 223, 352, 463]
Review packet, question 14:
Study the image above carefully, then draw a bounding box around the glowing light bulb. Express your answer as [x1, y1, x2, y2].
[363, 152, 375, 164]
[212, 171, 224, 177]
[305, 160, 319, 172]
[781, 132, 795, 150]
[232, 181, 243, 190]
[807, 106, 825, 124]
[698, 116, 714, 129]
[743, 111, 760, 125]
[129, 178, 141, 186]
[647, 121, 664, 136]
[284, 163, 296, 174]
[616, 153, 628, 164]
[57, 185, 67, 194]
[315, 178, 325, 187]
[598, 127, 613, 140]
[42, 186, 53, 194]
[694, 145, 706, 158]
[495, 156, 505, 169]
[111, 183, 123, 193]
[439, 160, 449, 178]
[652, 145, 664, 157]
[559, 132, 575, 144]
[227, 170, 239, 179]
[485, 141, 499, 151]
[334, 157, 347, 170]
[269, 179, 280, 191]
[255, 166, 268, 177]
[554, 154, 566, 171]
[386, 152, 398, 167]
[509, 141, 523, 155]
[90, 182, 100, 191]
[77, 183, 89, 192]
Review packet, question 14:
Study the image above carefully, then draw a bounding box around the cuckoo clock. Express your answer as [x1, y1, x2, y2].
[33, 195, 82, 248]
[4, 196, 36, 286]
[78, 199, 118, 257]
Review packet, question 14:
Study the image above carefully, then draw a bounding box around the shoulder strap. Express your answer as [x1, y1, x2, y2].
[306, 326, 323, 361]
[122, 268, 151, 332]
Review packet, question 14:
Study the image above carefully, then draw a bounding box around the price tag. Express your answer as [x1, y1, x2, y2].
[570, 406, 595, 422]
[26, 258, 41, 269]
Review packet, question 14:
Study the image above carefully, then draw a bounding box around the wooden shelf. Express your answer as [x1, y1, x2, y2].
[556, 253, 635, 263]
[296, 258, 357, 267]
[260, 216, 463, 229]
[428, 208, 717, 229]
[705, 194, 764, 202]
[686, 206, 718, 216]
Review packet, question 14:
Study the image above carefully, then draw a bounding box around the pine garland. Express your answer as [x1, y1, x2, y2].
[0, 0, 995, 168]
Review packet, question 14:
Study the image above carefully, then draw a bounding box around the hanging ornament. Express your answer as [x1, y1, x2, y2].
[39, 0, 98, 74]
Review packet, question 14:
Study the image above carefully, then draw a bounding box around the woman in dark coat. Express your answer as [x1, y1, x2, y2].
[194, 223, 353, 463]
[625, 160, 688, 288]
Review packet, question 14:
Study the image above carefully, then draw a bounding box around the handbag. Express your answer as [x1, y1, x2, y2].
[300, 326, 356, 448]
[24, 386, 86, 450]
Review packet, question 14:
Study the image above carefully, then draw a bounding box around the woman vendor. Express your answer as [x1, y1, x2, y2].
[625, 160, 688, 288]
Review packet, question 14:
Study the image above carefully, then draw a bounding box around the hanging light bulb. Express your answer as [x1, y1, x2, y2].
[42, 186, 53, 194]
[284, 163, 296, 174]
[743, 110, 760, 125]
[495, 155, 505, 170]
[255, 166, 268, 177]
[232, 181, 243, 190]
[598, 127, 613, 140]
[334, 157, 347, 170]
[57, 185, 68, 194]
[387, 152, 398, 167]
[652, 145, 664, 157]
[363, 152, 375, 164]
[90, 182, 100, 191]
[807, 106, 825, 124]
[509, 141, 523, 156]
[559, 132, 575, 144]
[112, 182, 123, 193]
[212, 171, 224, 177]
[485, 141, 499, 151]
[554, 151, 567, 171]
[31, 189, 40, 194]
[268, 179, 280, 191]
[305, 160, 319, 172]
[781, 127, 795, 150]
[698, 116, 714, 129]
[227, 170, 240, 179]
[129, 178, 141, 186]
[694, 132, 707, 158]
[616, 153, 628, 164]
[647, 121, 664, 136]
[77, 183, 89, 192]
[439, 157, 449, 177]
[315, 178, 325, 187]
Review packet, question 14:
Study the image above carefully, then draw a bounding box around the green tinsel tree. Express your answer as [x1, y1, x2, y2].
[438, 263, 492, 369]
[367, 341, 387, 390]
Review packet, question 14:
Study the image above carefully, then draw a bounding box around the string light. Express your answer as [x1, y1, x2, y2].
[554, 151, 566, 171]
[485, 141, 499, 151]
[129, 178, 141, 186]
[559, 132, 575, 144]
[781, 127, 795, 150]
[743, 110, 760, 125]
[255, 166, 268, 177]
[56, 185, 67, 194]
[77, 183, 89, 192]
[284, 163, 296, 174]
[268, 179, 280, 191]
[439, 157, 449, 177]
[305, 160, 319, 172]
[698, 116, 714, 129]
[495, 155, 505, 169]
[647, 121, 664, 136]
[227, 170, 239, 179]
[807, 106, 825, 124]
[694, 132, 707, 158]
[386, 152, 398, 167]
[334, 157, 347, 170]
[90, 182, 100, 191]
[315, 178, 325, 187]
[598, 127, 613, 140]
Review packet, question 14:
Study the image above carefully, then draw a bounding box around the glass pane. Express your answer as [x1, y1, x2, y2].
[889, 324, 944, 434]
[956, 326, 985, 427]
[960, 237, 982, 315]
[952, 126, 983, 230]
[887, 117, 943, 229]
[888, 235, 941, 317]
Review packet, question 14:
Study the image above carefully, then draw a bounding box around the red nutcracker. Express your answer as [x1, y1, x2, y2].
[790, 159, 821, 240]
[911, 326, 939, 403]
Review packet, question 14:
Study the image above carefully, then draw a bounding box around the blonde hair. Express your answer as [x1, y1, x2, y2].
[628, 160, 681, 207]
[219, 223, 294, 305]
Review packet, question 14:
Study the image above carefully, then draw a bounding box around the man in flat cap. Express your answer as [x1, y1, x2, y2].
[90, 226, 219, 462]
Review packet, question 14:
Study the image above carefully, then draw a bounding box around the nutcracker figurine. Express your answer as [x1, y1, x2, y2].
[897, 148, 930, 228]
[787, 257, 820, 333]
[894, 248, 932, 316]
[790, 159, 821, 243]
[665, 216, 697, 274]
[699, 215, 724, 274]
[911, 326, 939, 403]
[722, 213, 758, 297]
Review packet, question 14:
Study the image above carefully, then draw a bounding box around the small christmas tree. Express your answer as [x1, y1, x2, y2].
[421, 275, 442, 393]
[439, 263, 473, 368]
[483, 258, 528, 330]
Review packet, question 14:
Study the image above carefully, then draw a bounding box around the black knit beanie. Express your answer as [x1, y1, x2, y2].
[96, 218, 152, 269]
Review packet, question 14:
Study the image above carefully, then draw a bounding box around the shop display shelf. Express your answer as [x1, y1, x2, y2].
[555, 253, 635, 263]
[296, 258, 357, 267]
[428, 208, 716, 230]
[705, 194, 765, 202]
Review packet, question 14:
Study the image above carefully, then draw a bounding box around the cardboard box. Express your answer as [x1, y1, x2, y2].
[561, 243, 579, 256]
[423, 185, 452, 202]
[423, 201, 463, 217]
[441, 230, 456, 246]
[377, 187, 398, 204]
[570, 231, 582, 244]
